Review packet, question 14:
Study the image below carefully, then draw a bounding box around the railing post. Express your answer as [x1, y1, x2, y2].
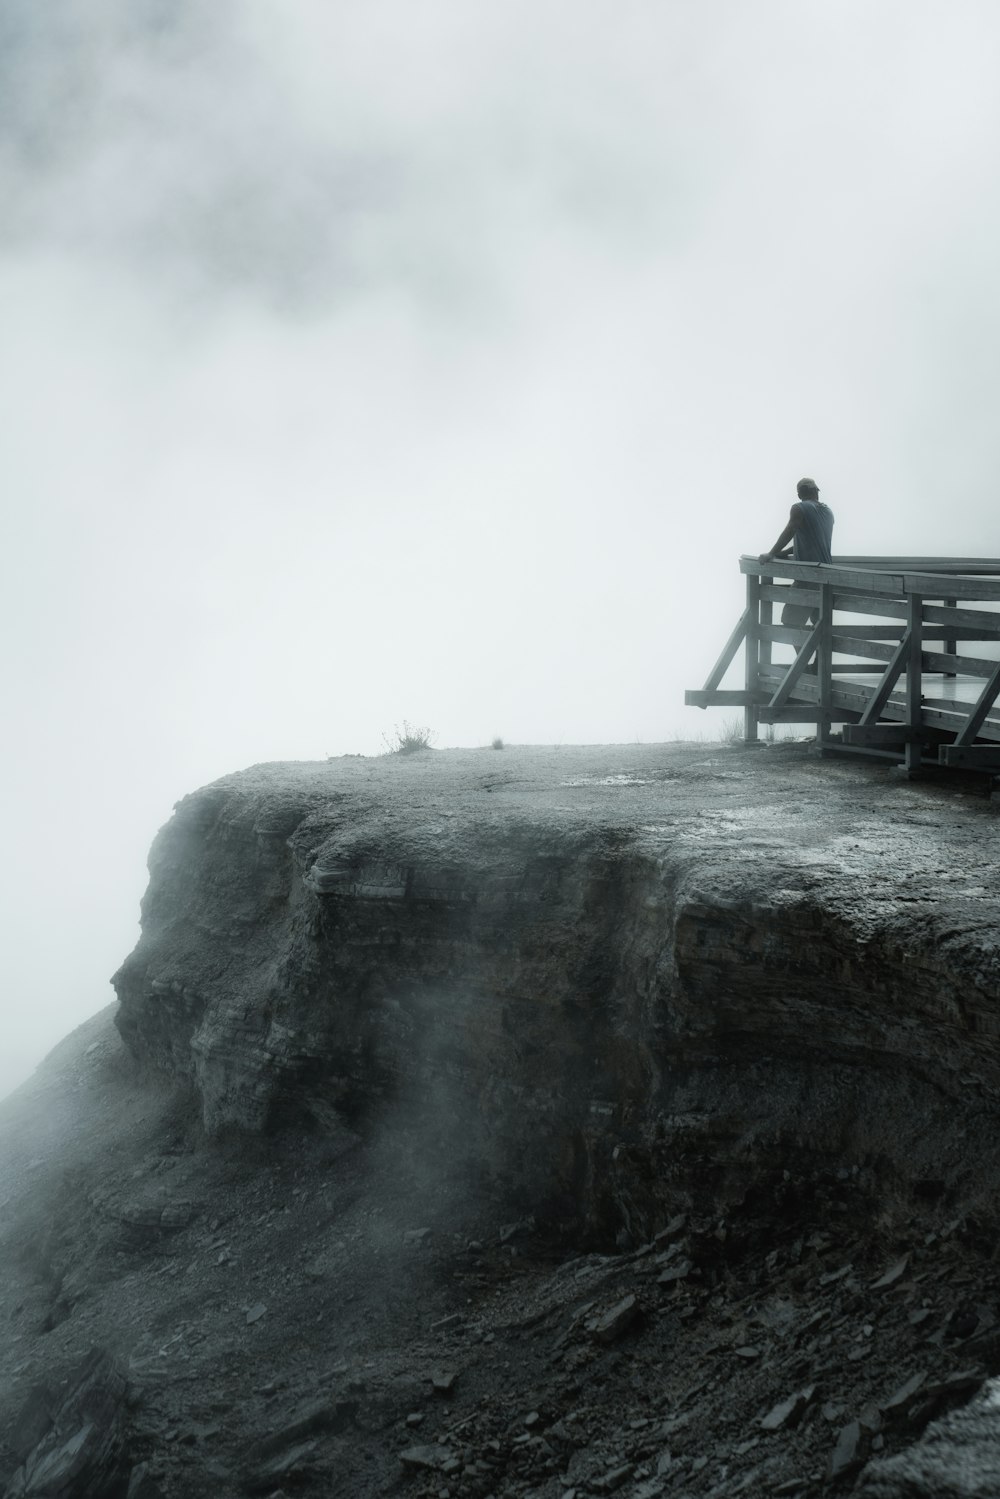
[905, 592, 923, 774]
[943, 597, 956, 676]
[759, 575, 773, 676]
[817, 581, 833, 749]
[744, 567, 761, 743]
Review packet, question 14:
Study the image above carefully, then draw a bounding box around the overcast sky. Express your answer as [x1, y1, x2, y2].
[4, 0, 1000, 1097]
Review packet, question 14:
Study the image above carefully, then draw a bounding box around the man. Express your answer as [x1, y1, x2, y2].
[759, 478, 834, 625]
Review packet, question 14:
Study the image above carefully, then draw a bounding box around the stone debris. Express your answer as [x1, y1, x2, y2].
[431, 1369, 458, 1394]
[655, 1214, 688, 1245]
[244, 1440, 317, 1493]
[871, 1256, 910, 1291]
[590, 1295, 641, 1344]
[126, 1461, 166, 1499]
[828, 1419, 871, 1481]
[159, 1201, 195, 1231]
[400, 1444, 447, 1471]
[245, 1303, 268, 1325]
[657, 1258, 693, 1286]
[760, 1387, 815, 1432]
[592, 1460, 634, 1491]
[880, 1371, 927, 1417]
[253, 1395, 356, 1460]
[431, 1312, 464, 1333]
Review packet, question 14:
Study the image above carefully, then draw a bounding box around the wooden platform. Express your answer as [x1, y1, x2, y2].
[685, 556, 1000, 781]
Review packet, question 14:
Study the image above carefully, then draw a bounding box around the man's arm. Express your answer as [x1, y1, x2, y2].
[759, 505, 801, 564]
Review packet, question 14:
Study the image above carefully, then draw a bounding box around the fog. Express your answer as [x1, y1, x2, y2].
[3, 0, 1000, 1098]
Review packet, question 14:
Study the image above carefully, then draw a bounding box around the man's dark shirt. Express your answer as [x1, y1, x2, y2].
[791, 499, 834, 563]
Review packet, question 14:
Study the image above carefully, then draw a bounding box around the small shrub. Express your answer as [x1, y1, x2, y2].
[491, 736, 505, 750]
[383, 720, 435, 755]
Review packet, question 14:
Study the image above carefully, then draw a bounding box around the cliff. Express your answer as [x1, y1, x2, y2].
[3, 741, 1000, 1499]
[114, 742, 1000, 1237]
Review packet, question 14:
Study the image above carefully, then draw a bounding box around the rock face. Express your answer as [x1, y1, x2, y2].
[113, 744, 1000, 1240]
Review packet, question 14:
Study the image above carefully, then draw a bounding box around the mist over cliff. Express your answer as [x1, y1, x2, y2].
[6, 0, 1000, 1133]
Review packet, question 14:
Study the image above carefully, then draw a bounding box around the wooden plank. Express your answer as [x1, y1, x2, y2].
[741, 556, 1000, 601]
[741, 559, 909, 594]
[832, 663, 898, 673]
[918, 702, 998, 735]
[920, 649, 1000, 678]
[923, 602, 1000, 633]
[761, 624, 820, 645]
[834, 556, 1000, 572]
[745, 573, 761, 743]
[757, 707, 835, 723]
[830, 634, 897, 662]
[901, 571, 1000, 600]
[685, 689, 762, 708]
[817, 582, 834, 747]
[903, 594, 923, 773]
[831, 626, 906, 640]
[842, 725, 922, 746]
[832, 590, 907, 619]
[759, 576, 773, 677]
[939, 744, 1000, 769]
[702, 606, 750, 693]
[760, 583, 820, 608]
[953, 661, 1000, 747]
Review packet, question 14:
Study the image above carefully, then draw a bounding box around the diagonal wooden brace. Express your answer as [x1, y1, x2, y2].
[768, 623, 822, 713]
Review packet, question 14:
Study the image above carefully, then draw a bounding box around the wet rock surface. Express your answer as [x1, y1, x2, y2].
[2, 741, 1000, 1496]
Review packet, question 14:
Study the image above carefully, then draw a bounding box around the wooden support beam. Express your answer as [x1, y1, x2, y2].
[833, 591, 908, 620]
[842, 725, 923, 746]
[920, 649, 1000, 678]
[761, 624, 822, 646]
[745, 573, 761, 743]
[939, 744, 1000, 770]
[904, 593, 924, 774]
[830, 634, 898, 662]
[830, 626, 906, 641]
[767, 624, 822, 713]
[685, 689, 760, 708]
[701, 606, 750, 694]
[942, 597, 957, 676]
[952, 661, 1000, 747]
[858, 634, 910, 725]
[760, 583, 820, 608]
[923, 602, 1000, 634]
[817, 582, 834, 748]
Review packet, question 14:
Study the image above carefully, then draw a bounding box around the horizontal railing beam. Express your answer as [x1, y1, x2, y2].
[922, 602, 1000, 633]
[741, 556, 1000, 600]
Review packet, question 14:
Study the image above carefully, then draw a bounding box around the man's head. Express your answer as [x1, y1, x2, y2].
[797, 477, 820, 499]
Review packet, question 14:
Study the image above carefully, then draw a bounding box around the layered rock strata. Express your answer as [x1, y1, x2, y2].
[113, 743, 1000, 1239]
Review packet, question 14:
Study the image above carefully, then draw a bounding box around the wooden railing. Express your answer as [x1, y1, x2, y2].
[685, 557, 1000, 775]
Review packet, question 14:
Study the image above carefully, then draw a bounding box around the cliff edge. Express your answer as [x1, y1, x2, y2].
[114, 741, 1000, 1236]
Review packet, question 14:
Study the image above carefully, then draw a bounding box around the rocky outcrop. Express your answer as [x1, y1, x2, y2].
[113, 744, 1000, 1238]
[6, 1348, 130, 1499]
